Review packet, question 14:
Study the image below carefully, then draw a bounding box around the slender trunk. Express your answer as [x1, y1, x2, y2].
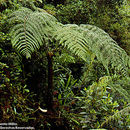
[46, 52, 54, 111]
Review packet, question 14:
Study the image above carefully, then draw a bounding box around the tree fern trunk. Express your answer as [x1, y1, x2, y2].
[46, 52, 54, 112]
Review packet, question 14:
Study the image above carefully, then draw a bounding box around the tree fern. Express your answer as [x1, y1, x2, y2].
[9, 7, 57, 58]
[9, 7, 129, 75]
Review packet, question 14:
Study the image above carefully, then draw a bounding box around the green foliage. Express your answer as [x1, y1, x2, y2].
[54, 24, 93, 61]
[78, 76, 129, 129]
[0, 1, 129, 129]
[53, 51, 76, 77]
[43, 4, 57, 15]
[56, 0, 97, 24]
[55, 53, 75, 65]
[81, 62, 130, 103]
[79, 24, 130, 75]
[56, 24, 129, 75]
[55, 74, 82, 129]
[101, 105, 130, 128]
[108, 76, 130, 103]
[81, 60, 107, 86]
[56, 0, 130, 55]
[9, 7, 129, 75]
[0, 61, 35, 123]
[57, 75, 76, 105]
[0, 0, 43, 12]
[9, 7, 58, 58]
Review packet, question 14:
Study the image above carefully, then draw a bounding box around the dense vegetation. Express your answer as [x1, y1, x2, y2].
[0, 0, 130, 129]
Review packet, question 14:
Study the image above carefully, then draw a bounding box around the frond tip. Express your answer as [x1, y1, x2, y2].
[79, 24, 129, 75]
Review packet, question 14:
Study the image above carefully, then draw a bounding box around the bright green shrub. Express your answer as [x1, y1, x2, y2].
[78, 76, 129, 129]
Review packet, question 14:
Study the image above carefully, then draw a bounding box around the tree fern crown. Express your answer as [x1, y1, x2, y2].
[9, 7, 57, 59]
[9, 7, 129, 75]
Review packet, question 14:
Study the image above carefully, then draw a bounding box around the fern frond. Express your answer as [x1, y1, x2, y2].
[101, 106, 130, 127]
[9, 8, 129, 75]
[9, 7, 57, 58]
[79, 24, 130, 75]
[54, 24, 129, 75]
[108, 76, 130, 102]
[54, 24, 94, 61]
[112, 85, 130, 102]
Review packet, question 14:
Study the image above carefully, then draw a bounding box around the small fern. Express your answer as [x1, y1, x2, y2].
[101, 105, 130, 128]
[108, 76, 130, 102]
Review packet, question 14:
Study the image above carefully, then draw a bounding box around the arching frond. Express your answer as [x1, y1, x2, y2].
[101, 106, 130, 127]
[108, 76, 130, 102]
[9, 8, 129, 75]
[54, 24, 94, 61]
[9, 7, 58, 58]
[54, 24, 129, 75]
[79, 24, 130, 75]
